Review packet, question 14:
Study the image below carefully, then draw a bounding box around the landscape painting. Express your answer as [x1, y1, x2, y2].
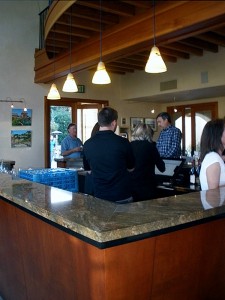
[12, 108, 32, 126]
[11, 130, 32, 148]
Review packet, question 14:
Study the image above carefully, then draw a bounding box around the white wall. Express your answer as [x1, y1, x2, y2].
[0, 1, 48, 169]
[121, 47, 225, 101]
[1, 1, 225, 169]
[0, 1, 131, 169]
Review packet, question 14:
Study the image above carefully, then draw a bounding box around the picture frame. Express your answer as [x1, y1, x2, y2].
[12, 108, 32, 126]
[121, 117, 127, 126]
[11, 130, 32, 148]
[130, 117, 144, 130]
[145, 118, 157, 131]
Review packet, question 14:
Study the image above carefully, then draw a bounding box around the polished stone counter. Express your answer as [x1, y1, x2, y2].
[0, 159, 15, 171]
[54, 157, 83, 169]
[0, 173, 225, 247]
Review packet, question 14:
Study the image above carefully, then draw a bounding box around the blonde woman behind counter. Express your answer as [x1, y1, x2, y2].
[131, 123, 165, 201]
[200, 119, 225, 190]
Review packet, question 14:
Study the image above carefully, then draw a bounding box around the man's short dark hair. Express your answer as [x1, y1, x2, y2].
[98, 107, 118, 126]
[67, 123, 77, 131]
[156, 112, 171, 123]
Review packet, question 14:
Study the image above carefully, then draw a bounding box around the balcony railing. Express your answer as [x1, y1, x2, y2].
[38, 1, 53, 50]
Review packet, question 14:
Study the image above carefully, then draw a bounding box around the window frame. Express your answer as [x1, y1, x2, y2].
[167, 102, 218, 155]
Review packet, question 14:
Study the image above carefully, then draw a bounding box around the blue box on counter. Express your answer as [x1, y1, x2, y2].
[19, 168, 78, 192]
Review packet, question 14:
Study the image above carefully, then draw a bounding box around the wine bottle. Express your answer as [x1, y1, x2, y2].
[195, 159, 201, 186]
[189, 160, 196, 184]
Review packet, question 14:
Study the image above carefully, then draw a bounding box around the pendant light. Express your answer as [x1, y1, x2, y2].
[92, 0, 111, 84]
[173, 97, 177, 112]
[145, 0, 167, 73]
[62, 7, 78, 92]
[47, 26, 61, 100]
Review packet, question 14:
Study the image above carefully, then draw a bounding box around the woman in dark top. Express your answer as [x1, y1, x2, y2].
[131, 123, 165, 201]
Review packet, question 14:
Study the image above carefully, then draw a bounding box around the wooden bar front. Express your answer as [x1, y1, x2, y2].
[1, 197, 225, 300]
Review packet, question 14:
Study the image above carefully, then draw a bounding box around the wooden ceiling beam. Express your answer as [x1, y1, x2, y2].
[160, 47, 190, 59]
[121, 1, 151, 9]
[116, 58, 145, 68]
[162, 42, 203, 56]
[35, 1, 225, 83]
[109, 60, 144, 70]
[121, 54, 148, 63]
[107, 62, 135, 72]
[197, 32, 225, 47]
[180, 37, 218, 53]
[65, 6, 119, 25]
[77, 0, 135, 17]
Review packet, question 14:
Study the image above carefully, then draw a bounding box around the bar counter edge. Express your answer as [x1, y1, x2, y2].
[1, 174, 225, 300]
[0, 174, 225, 248]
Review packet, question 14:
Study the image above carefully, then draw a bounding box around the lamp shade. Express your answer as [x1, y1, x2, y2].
[47, 83, 61, 100]
[92, 61, 111, 84]
[145, 46, 167, 73]
[62, 73, 78, 92]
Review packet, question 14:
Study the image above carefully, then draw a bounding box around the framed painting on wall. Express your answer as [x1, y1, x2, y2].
[12, 108, 32, 126]
[11, 130, 32, 148]
[121, 117, 127, 126]
[145, 118, 157, 131]
[130, 117, 144, 130]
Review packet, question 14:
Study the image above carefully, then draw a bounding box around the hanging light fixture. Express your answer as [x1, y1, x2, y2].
[47, 26, 61, 100]
[92, 0, 111, 84]
[47, 83, 61, 100]
[173, 97, 177, 112]
[0, 97, 25, 109]
[62, 7, 78, 92]
[145, 0, 167, 73]
[20, 98, 27, 111]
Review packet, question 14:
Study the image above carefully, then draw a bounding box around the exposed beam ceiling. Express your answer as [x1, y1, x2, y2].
[34, 0, 225, 102]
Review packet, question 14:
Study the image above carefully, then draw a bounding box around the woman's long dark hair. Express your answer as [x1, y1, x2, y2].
[200, 118, 225, 162]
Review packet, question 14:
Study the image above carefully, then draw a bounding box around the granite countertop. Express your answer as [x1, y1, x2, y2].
[54, 157, 83, 162]
[1, 160, 15, 164]
[0, 174, 225, 247]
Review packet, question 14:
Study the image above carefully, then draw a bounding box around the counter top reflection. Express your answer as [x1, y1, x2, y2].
[0, 174, 225, 248]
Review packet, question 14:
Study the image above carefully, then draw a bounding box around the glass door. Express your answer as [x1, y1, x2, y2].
[44, 98, 108, 167]
[50, 105, 73, 167]
[168, 102, 218, 156]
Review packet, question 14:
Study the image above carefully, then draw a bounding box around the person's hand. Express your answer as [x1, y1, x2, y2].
[74, 146, 83, 152]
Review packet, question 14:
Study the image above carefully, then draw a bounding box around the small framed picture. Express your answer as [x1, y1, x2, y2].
[130, 117, 144, 130]
[11, 130, 32, 148]
[145, 118, 157, 131]
[121, 117, 127, 126]
[12, 108, 32, 126]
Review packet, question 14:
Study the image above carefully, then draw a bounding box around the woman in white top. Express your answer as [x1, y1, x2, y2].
[199, 119, 225, 191]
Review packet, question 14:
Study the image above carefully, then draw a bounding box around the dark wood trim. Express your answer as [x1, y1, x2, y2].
[167, 101, 218, 154]
[44, 97, 108, 167]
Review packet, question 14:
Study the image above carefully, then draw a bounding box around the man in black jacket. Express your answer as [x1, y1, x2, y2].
[83, 107, 135, 203]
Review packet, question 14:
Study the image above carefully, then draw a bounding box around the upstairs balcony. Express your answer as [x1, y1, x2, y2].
[35, 1, 225, 84]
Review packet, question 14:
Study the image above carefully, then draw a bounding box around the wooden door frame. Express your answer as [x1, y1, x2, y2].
[167, 102, 218, 155]
[44, 97, 108, 167]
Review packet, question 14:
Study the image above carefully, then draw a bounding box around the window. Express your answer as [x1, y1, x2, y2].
[44, 97, 108, 167]
[167, 102, 218, 156]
